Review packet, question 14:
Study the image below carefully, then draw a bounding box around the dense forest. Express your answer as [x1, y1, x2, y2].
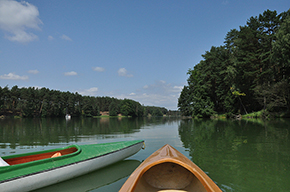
[0, 86, 172, 118]
[178, 9, 290, 118]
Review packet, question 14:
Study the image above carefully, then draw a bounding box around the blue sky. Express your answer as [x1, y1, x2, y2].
[0, 0, 289, 110]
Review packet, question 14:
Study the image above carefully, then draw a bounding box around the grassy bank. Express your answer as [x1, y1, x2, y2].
[212, 110, 290, 119]
[243, 110, 290, 119]
[93, 115, 127, 118]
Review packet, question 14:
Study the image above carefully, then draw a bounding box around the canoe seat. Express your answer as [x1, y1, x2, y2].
[51, 152, 62, 158]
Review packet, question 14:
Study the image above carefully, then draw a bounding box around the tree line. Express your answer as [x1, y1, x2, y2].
[0, 85, 170, 118]
[178, 9, 290, 118]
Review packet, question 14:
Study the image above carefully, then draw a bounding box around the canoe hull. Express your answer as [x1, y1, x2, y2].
[36, 160, 141, 192]
[1, 140, 144, 192]
[119, 144, 222, 192]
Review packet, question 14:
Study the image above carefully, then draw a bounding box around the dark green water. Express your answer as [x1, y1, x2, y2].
[0, 117, 289, 191]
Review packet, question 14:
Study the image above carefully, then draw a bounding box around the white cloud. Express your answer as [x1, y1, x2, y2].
[32, 85, 43, 89]
[222, 0, 229, 5]
[6, 31, 38, 42]
[19, 85, 43, 90]
[28, 69, 39, 74]
[117, 92, 179, 110]
[79, 87, 99, 96]
[113, 80, 184, 110]
[142, 80, 182, 94]
[61, 34, 72, 41]
[48, 35, 54, 40]
[118, 68, 133, 77]
[0, 72, 28, 80]
[173, 86, 183, 92]
[93, 67, 105, 72]
[64, 71, 77, 76]
[0, 0, 42, 43]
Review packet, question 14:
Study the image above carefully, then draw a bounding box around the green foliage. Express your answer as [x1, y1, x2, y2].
[254, 80, 290, 111]
[231, 91, 246, 96]
[120, 99, 143, 117]
[178, 86, 192, 116]
[109, 101, 118, 116]
[152, 108, 163, 117]
[242, 110, 269, 119]
[272, 13, 290, 83]
[0, 86, 167, 118]
[178, 9, 290, 117]
[143, 106, 168, 117]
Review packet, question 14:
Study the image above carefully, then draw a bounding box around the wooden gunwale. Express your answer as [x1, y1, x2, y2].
[119, 144, 222, 192]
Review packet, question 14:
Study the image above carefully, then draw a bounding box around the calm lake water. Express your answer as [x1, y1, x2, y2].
[0, 117, 290, 192]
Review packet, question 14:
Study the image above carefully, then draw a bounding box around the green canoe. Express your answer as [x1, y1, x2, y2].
[0, 140, 144, 192]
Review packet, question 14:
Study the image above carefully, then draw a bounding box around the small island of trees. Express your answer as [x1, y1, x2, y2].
[178, 9, 290, 118]
[0, 86, 178, 118]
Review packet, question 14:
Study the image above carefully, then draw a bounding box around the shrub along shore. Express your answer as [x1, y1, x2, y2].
[0, 86, 179, 118]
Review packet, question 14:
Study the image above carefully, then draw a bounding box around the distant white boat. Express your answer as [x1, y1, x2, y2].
[65, 114, 71, 120]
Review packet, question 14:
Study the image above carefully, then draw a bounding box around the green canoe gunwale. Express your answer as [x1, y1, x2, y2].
[0, 144, 81, 173]
[0, 140, 144, 184]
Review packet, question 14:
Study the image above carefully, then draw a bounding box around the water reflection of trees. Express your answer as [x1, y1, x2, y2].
[0, 117, 181, 147]
[0, 118, 143, 147]
[178, 119, 290, 191]
[33, 160, 140, 192]
[144, 116, 181, 126]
